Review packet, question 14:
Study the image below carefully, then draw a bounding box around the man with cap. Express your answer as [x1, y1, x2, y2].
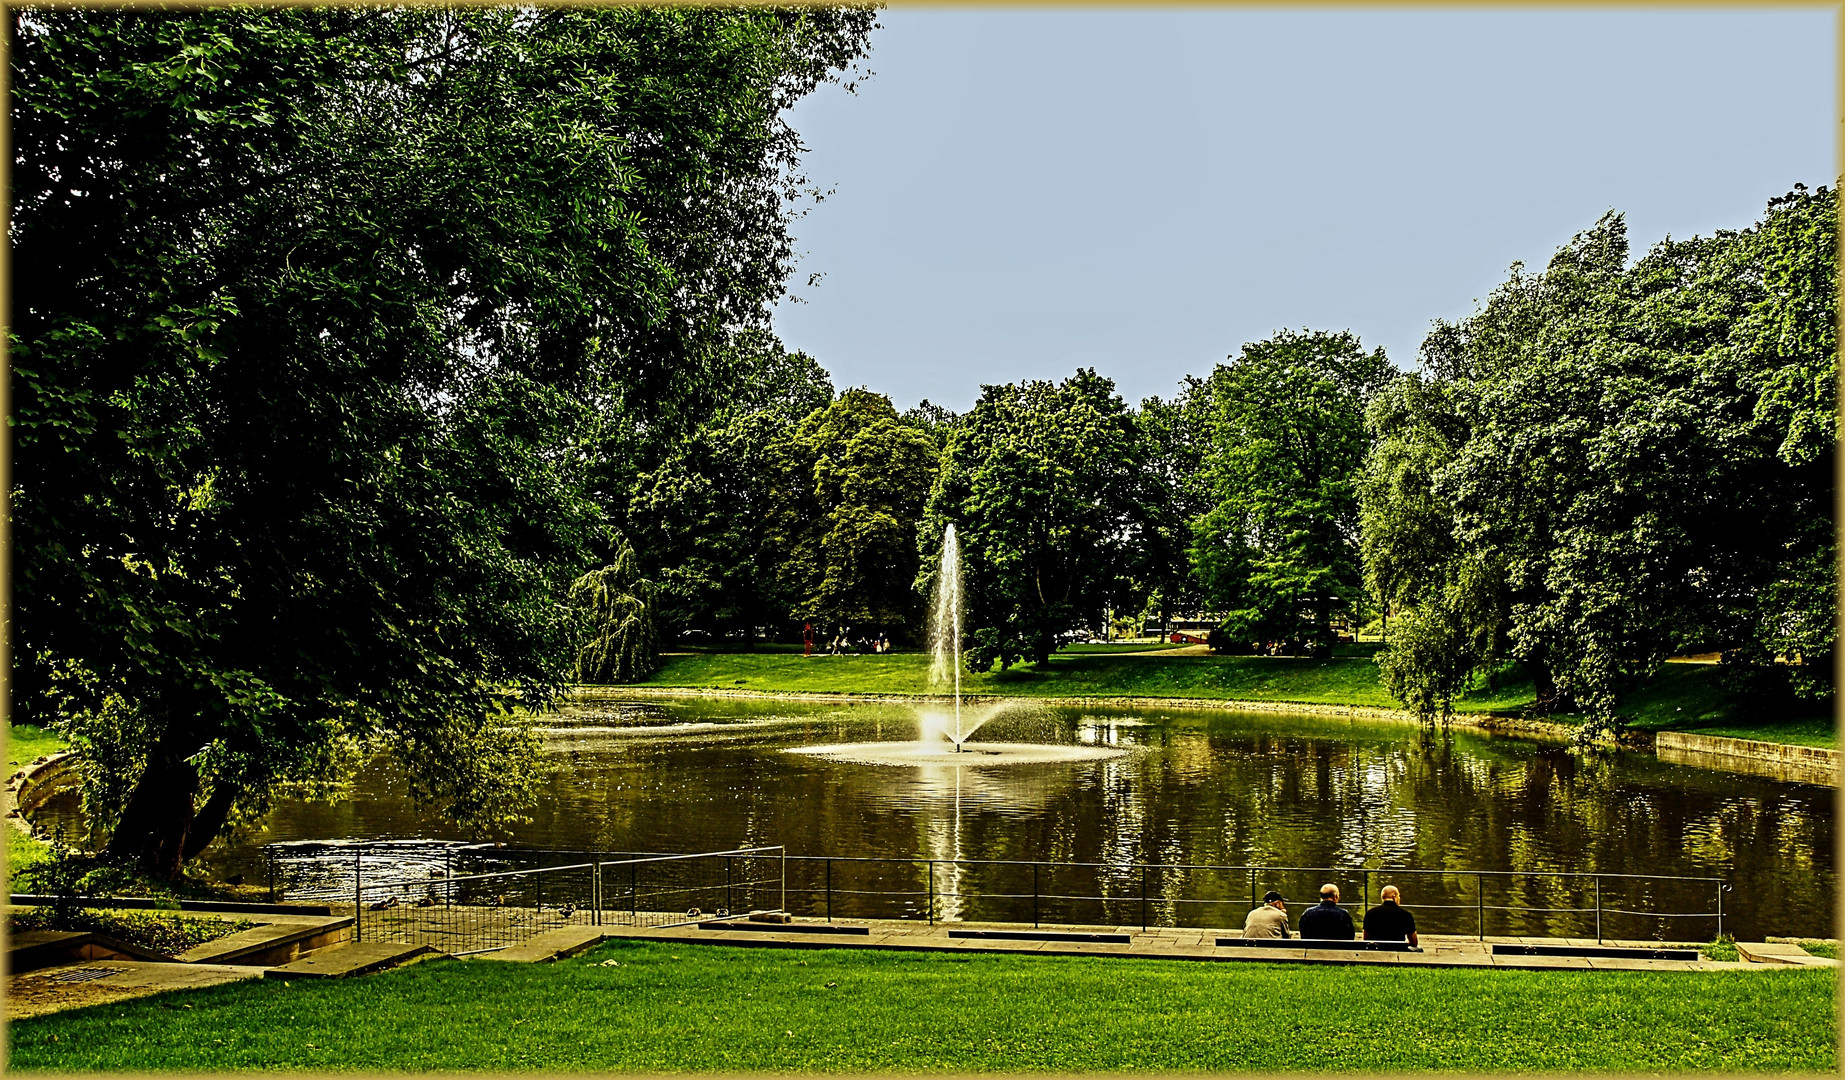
[1241, 890, 1291, 938]
[1363, 884, 1419, 947]
[1298, 882, 1357, 939]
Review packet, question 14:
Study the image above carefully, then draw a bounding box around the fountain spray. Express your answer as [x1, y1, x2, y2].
[930, 524, 964, 751]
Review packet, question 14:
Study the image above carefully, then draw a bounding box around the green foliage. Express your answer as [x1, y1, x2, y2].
[1192, 330, 1395, 655]
[923, 370, 1146, 669]
[1363, 188, 1838, 731]
[768, 390, 940, 639]
[571, 537, 659, 685]
[9, 907, 253, 956]
[11, 6, 875, 875]
[13, 837, 142, 924]
[8, 941, 1835, 1072]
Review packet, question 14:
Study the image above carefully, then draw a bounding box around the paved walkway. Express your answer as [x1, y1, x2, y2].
[601, 917, 1773, 972]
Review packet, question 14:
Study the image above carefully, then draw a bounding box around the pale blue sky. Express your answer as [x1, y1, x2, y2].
[773, 5, 1838, 412]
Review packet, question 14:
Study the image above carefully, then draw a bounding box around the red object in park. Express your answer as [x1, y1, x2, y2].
[803, 622, 813, 657]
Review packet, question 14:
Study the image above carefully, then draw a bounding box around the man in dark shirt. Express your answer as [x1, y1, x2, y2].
[1363, 884, 1419, 947]
[1298, 883, 1356, 939]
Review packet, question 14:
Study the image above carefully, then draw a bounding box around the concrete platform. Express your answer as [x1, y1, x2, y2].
[7, 929, 176, 972]
[598, 919, 1760, 972]
[474, 926, 606, 963]
[262, 941, 441, 980]
[176, 915, 354, 966]
[1737, 941, 1840, 967]
[6, 959, 263, 1019]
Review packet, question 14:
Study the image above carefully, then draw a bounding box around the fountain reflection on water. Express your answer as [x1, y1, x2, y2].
[787, 524, 1126, 768]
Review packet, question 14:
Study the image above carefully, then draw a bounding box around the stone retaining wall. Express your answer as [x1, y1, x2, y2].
[6, 751, 79, 840]
[1655, 731, 1838, 786]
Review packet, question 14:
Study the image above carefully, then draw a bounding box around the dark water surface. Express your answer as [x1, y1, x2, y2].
[39, 692, 1834, 940]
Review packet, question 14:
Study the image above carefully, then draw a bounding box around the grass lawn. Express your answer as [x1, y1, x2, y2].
[636, 650, 1408, 708]
[631, 651, 1835, 749]
[6, 724, 71, 880]
[8, 940, 1832, 1073]
[6, 724, 68, 770]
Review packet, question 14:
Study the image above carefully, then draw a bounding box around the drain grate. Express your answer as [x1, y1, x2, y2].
[42, 967, 118, 984]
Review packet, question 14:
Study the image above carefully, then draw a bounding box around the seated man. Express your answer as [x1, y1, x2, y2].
[1363, 884, 1419, 947]
[1242, 890, 1290, 938]
[1298, 882, 1356, 939]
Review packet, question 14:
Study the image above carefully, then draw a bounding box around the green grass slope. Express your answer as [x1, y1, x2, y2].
[8, 941, 1833, 1072]
[633, 649, 1834, 748]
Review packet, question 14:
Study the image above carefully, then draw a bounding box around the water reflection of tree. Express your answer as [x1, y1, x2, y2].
[169, 698, 1831, 939]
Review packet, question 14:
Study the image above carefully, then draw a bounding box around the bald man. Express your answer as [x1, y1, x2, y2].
[1363, 884, 1419, 947]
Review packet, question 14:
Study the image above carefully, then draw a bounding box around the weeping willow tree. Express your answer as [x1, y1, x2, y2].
[572, 538, 659, 684]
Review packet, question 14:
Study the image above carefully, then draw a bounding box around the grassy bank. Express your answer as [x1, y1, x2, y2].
[634, 650, 1832, 748]
[9, 940, 1832, 1072]
[6, 724, 71, 879]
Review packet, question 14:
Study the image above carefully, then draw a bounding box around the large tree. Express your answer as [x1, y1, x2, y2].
[765, 390, 940, 641]
[921, 370, 1143, 669]
[1190, 330, 1394, 655]
[10, 5, 876, 875]
[1363, 188, 1837, 726]
[622, 339, 834, 640]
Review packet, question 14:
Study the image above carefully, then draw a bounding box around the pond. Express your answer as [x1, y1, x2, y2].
[34, 692, 1834, 940]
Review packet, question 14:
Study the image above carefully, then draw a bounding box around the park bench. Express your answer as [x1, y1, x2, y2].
[949, 929, 1133, 944]
[1215, 936, 1417, 951]
[1491, 943, 1699, 961]
[696, 920, 870, 936]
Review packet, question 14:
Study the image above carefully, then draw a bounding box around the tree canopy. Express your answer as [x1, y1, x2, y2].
[1361, 188, 1837, 725]
[10, 5, 876, 874]
[921, 370, 1143, 668]
[1191, 330, 1394, 655]
[767, 390, 940, 640]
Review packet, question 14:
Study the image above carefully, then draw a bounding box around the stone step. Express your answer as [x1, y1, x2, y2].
[176, 916, 354, 966]
[1736, 941, 1838, 966]
[474, 927, 606, 963]
[262, 941, 440, 979]
[6, 929, 175, 973]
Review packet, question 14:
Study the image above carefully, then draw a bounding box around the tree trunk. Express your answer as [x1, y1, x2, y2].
[104, 737, 202, 880]
[182, 782, 241, 862]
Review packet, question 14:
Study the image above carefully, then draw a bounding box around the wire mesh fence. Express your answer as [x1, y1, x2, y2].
[264, 842, 785, 954]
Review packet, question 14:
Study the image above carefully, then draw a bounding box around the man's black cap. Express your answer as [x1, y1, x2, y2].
[1263, 890, 1285, 904]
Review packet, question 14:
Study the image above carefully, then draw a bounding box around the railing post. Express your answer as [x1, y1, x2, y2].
[630, 860, 638, 925]
[1716, 883, 1724, 941]
[354, 849, 363, 943]
[1476, 873, 1484, 941]
[593, 862, 602, 927]
[780, 849, 787, 917]
[1140, 865, 1148, 932]
[726, 856, 733, 916]
[927, 860, 935, 926]
[1594, 876, 1602, 943]
[1363, 871, 1369, 920]
[1033, 863, 1040, 928]
[826, 858, 833, 922]
[536, 866, 543, 915]
[1248, 867, 1256, 912]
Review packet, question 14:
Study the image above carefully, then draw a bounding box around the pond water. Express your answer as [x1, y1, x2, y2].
[36, 692, 1835, 940]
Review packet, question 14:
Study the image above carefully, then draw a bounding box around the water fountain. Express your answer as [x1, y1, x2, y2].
[787, 525, 1126, 768]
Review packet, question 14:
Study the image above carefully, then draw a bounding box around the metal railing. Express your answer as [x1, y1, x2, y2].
[775, 856, 1729, 942]
[264, 842, 1727, 947]
[265, 842, 785, 954]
